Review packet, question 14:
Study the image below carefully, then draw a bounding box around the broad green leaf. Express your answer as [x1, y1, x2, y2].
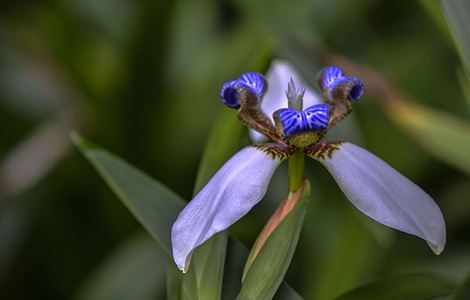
[74, 234, 166, 300]
[336, 273, 456, 300]
[388, 101, 470, 175]
[237, 180, 310, 300]
[441, 0, 470, 74]
[72, 133, 185, 256]
[452, 273, 470, 300]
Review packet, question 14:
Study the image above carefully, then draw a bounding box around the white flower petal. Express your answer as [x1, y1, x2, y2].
[315, 142, 446, 254]
[171, 146, 284, 272]
[249, 59, 322, 142]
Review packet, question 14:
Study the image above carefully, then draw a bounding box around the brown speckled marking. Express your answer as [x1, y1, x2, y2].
[327, 100, 352, 128]
[330, 80, 356, 100]
[253, 143, 295, 160]
[235, 86, 283, 144]
[316, 70, 355, 129]
[305, 140, 345, 161]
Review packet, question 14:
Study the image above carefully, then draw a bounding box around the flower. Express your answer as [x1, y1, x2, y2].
[171, 60, 446, 272]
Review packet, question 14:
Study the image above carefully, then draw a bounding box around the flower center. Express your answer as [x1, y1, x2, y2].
[268, 79, 329, 149]
[273, 104, 330, 149]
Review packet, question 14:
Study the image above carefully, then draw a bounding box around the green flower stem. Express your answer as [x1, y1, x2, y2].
[288, 152, 305, 192]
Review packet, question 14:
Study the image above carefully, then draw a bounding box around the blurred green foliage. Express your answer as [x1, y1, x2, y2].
[1, 0, 470, 299]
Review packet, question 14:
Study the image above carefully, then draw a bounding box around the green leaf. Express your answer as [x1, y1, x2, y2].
[72, 133, 199, 299]
[237, 180, 310, 300]
[74, 234, 166, 300]
[166, 258, 199, 300]
[441, 0, 470, 74]
[192, 232, 228, 300]
[72, 132, 185, 256]
[222, 240, 303, 300]
[336, 273, 456, 300]
[166, 259, 182, 300]
[452, 273, 470, 300]
[222, 239, 249, 300]
[388, 101, 470, 175]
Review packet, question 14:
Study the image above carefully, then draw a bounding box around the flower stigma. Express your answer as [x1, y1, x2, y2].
[286, 79, 305, 111]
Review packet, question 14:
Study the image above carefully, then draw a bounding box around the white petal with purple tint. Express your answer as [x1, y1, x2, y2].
[171, 146, 283, 272]
[313, 142, 446, 254]
[249, 60, 321, 142]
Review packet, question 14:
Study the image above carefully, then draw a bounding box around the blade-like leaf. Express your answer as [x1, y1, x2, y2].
[72, 133, 185, 256]
[336, 273, 456, 300]
[72, 133, 199, 299]
[223, 239, 303, 300]
[237, 180, 310, 300]
[389, 101, 470, 175]
[242, 178, 307, 280]
[166, 258, 199, 300]
[192, 232, 228, 300]
[456, 67, 470, 113]
[74, 234, 166, 300]
[417, 0, 453, 44]
[442, 0, 470, 74]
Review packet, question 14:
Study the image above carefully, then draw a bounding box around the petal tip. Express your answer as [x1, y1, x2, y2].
[314, 142, 448, 257]
[429, 238, 446, 256]
[172, 244, 193, 273]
